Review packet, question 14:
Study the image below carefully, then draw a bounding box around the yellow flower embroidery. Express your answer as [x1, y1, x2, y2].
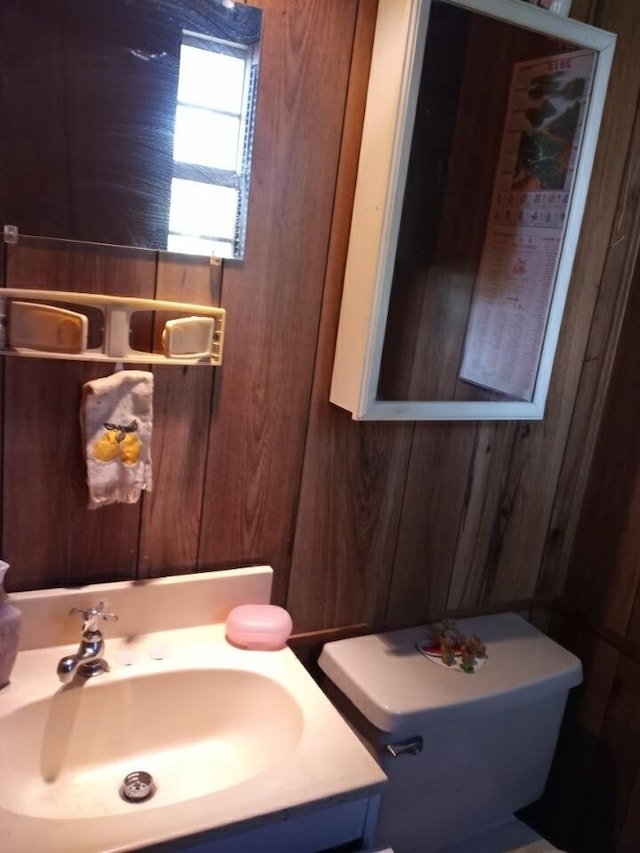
[92, 421, 142, 466]
[120, 432, 142, 466]
[93, 430, 120, 463]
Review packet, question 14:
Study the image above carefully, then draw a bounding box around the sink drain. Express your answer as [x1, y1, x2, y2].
[120, 771, 156, 803]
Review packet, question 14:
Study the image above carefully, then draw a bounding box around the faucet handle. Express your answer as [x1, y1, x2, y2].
[70, 601, 118, 633]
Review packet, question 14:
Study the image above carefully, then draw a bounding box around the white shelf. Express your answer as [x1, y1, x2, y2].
[0, 288, 226, 366]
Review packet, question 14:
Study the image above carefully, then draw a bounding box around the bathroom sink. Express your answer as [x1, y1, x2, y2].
[0, 566, 386, 853]
[0, 667, 304, 819]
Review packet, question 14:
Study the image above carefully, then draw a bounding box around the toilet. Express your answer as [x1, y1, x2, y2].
[319, 612, 581, 853]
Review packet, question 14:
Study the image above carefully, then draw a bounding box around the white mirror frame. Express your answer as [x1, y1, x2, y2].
[330, 0, 616, 421]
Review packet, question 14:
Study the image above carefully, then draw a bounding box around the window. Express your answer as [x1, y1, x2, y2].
[168, 31, 258, 258]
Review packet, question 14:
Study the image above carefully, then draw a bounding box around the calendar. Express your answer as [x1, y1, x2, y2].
[460, 49, 595, 401]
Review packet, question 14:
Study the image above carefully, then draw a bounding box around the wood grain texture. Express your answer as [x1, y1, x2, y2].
[288, 414, 414, 631]
[548, 603, 640, 849]
[195, 0, 360, 604]
[563, 47, 640, 631]
[385, 422, 478, 622]
[447, 421, 518, 607]
[0, 0, 633, 624]
[2, 239, 156, 590]
[379, 3, 629, 622]
[570, 0, 598, 24]
[548, 27, 640, 834]
[597, 656, 640, 846]
[522, 615, 622, 851]
[537, 0, 640, 600]
[470, 0, 640, 606]
[565, 257, 640, 633]
[138, 255, 220, 576]
[0, 0, 636, 702]
[1, 0, 639, 844]
[286, 0, 417, 632]
[484, 416, 572, 601]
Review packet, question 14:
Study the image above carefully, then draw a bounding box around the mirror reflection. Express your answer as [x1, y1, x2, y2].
[0, 0, 262, 259]
[378, 1, 594, 404]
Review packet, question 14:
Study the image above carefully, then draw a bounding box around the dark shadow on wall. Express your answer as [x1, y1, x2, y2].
[519, 681, 617, 852]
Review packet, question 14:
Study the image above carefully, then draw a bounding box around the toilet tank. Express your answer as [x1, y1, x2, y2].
[319, 613, 582, 853]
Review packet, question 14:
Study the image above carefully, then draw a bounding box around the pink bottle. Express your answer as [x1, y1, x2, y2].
[0, 560, 21, 689]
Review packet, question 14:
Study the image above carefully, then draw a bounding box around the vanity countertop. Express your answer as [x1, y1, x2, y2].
[0, 567, 385, 852]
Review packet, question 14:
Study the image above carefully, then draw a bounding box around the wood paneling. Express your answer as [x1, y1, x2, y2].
[530, 612, 640, 851]
[537, 0, 640, 600]
[138, 255, 220, 576]
[385, 422, 477, 621]
[447, 421, 518, 606]
[0, 0, 634, 630]
[286, 0, 417, 631]
[522, 617, 622, 851]
[535, 63, 640, 845]
[3, 2, 640, 844]
[2, 239, 156, 589]
[0, 0, 637, 758]
[565, 261, 640, 632]
[195, 0, 360, 608]
[514, 7, 640, 841]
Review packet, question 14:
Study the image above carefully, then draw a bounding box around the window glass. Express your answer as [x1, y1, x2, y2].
[177, 44, 246, 113]
[173, 105, 240, 170]
[169, 34, 255, 258]
[169, 179, 238, 240]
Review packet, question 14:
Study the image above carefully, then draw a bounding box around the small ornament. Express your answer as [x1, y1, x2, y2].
[417, 620, 487, 674]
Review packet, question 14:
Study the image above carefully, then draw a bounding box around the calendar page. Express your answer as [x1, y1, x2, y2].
[460, 50, 595, 401]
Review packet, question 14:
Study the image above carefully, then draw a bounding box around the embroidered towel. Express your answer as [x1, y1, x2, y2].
[81, 370, 153, 509]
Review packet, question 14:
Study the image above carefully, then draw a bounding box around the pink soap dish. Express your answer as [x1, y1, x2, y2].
[225, 604, 293, 650]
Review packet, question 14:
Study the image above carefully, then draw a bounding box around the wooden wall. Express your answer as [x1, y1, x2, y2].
[519, 1, 640, 849]
[286, 0, 640, 636]
[4, 2, 640, 848]
[1, 0, 639, 672]
[530, 121, 640, 852]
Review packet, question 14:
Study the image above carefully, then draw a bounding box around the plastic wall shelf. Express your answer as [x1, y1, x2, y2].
[0, 288, 226, 366]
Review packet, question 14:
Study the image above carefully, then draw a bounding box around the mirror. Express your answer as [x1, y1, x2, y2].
[0, 0, 262, 260]
[330, 0, 616, 420]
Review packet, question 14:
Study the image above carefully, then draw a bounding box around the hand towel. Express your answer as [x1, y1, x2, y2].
[81, 370, 153, 509]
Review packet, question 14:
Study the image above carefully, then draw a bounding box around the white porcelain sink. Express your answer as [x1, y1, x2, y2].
[1, 667, 304, 819]
[0, 567, 386, 853]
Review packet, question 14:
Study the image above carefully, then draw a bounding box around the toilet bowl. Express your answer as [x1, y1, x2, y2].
[319, 612, 581, 853]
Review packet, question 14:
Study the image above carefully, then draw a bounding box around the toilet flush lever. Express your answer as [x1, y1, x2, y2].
[386, 735, 423, 758]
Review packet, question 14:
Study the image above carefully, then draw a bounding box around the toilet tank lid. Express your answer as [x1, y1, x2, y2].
[318, 613, 582, 734]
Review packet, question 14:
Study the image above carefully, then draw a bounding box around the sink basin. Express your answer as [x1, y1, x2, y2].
[0, 567, 386, 853]
[0, 667, 304, 819]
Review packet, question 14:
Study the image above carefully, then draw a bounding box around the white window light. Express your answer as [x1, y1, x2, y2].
[168, 30, 257, 258]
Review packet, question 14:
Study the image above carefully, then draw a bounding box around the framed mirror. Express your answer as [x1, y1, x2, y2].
[330, 0, 616, 420]
[0, 0, 262, 260]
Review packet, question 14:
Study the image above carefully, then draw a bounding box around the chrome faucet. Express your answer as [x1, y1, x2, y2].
[57, 602, 118, 683]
